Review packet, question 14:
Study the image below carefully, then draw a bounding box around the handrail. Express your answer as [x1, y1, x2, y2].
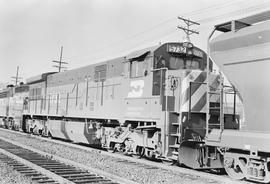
[151, 67, 168, 155]
[206, 27, 217, 136]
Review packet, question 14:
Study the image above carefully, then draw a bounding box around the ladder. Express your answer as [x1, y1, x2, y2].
[167, 112, 181, 160]
[206, 22, 237, 143]
[206, 75, 224, 142]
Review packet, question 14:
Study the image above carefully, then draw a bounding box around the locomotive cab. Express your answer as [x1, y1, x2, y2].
[154, 42, 206, 71]
[157, 43, 239, 168]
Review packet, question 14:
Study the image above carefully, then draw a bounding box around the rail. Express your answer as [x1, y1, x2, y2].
[0, 128, 251, 184]
[0, 136, 137, 184]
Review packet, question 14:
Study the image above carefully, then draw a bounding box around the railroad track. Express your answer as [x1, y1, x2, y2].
[0, 128, 252, 184]
[0, 153, 59, 184]
[0, 136, 137, 184]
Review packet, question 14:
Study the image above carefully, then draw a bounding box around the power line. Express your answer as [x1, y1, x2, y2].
[199, 1, 270, 24]
[11, 66, 22, 86]
[177, 17, 200, 42]
[52, 46, 68, 72]
[154, 4, 270, 45]
[15, 1, 269, 83]
[64, 0, 245, 61]
[58, 1, 270, 69]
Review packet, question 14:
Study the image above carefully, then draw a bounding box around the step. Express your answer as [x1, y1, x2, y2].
[209, 107, 221, 110]
[170, 133, 180, 137]
[169, 144, 180, 149]
[172, 122, 179, 126]
[170, 111, 179, 115]
[224, 92, 235, 95]
[136, 125, 156, 129]
[209, 91, 221, 94]
[172, 151, 178, 155]
[168, 155, 178, 161]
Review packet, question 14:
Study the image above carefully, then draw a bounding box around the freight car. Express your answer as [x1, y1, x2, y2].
[206, 11, 270, 183]
[18, 42, 238, 169]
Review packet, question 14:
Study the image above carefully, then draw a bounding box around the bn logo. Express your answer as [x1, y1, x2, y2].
[127, 80, 144, 98]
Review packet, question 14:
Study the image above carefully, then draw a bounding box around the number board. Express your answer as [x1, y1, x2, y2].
[167, 44, 187, 54]
[192, 49, 204, 58]
[167, 44, 204, 58]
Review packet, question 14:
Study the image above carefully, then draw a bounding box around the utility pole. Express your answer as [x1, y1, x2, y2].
[177, 17, 200, 42]
[11, 66, 22, 86]
[52, 46, 68, 72]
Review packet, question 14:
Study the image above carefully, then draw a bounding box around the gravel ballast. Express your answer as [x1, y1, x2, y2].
[0, 160, 35, 184]
[0, 129, 223, 184]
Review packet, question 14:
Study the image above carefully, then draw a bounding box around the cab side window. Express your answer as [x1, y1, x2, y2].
[130, 59, 148, 78]
[94, 64, 107, 82]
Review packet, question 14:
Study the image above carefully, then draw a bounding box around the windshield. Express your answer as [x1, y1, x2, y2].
[169, 56, 201, 70]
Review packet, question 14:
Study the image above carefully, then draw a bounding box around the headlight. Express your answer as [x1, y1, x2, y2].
[187, 50, 193, 55]
[183, 42, 193, 48]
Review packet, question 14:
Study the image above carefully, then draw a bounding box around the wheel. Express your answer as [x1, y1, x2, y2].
[41, 128, 48, 137]
[33, 126, 38, 135]
[224, 156, 245, 180]
[107, 149, 114, 153]
[107, 142, 116, 153]
[162, 160, 175, 166]
[133, 147, 145, 159]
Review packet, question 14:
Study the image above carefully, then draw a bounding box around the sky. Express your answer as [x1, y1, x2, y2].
[0, 0, 269, 85]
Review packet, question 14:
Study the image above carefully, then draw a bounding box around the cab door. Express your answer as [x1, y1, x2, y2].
[124, 53, 155, 119]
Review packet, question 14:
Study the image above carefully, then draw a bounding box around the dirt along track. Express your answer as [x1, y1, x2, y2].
[0, 128, 253, 184]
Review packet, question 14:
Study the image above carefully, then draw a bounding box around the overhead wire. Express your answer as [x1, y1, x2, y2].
[69, 0, 270, 68]
[64, 0, 245, 62]
[21, 0, 270, 77]
[153, 1, 270, 42]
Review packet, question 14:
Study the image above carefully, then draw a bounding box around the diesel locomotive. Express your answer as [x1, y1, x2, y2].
[0, 41, 238, 169]
[0, 85, 29, 130]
